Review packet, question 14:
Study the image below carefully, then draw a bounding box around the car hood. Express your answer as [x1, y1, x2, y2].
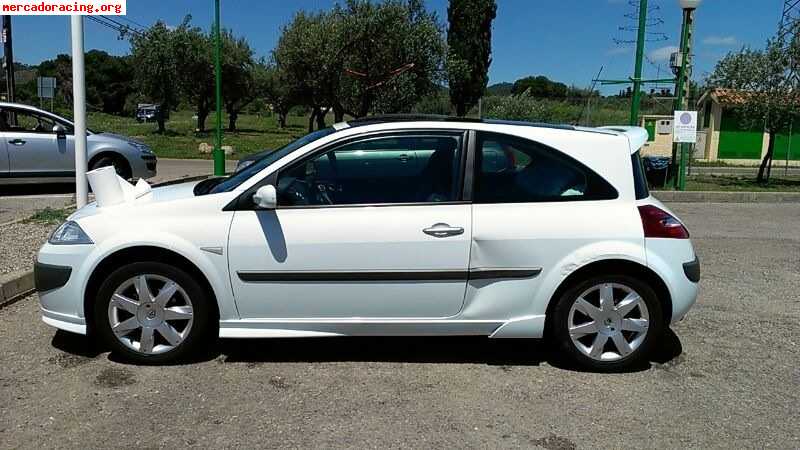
[70, 180, 202, 220]
[93, 132, 146, 146]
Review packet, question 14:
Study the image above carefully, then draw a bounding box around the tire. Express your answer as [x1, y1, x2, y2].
[93, 262, 214, 364]
[90, 155, 132, 180]
[550, 274, 664, 372]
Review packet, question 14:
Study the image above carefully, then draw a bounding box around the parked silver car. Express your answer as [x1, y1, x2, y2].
[0, 102, 156, 184]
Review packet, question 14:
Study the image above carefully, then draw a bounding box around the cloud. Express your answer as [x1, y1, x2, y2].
[649, 45, 679, 62]
[702, 35, 737, 46]
[607, 46, 633, 56]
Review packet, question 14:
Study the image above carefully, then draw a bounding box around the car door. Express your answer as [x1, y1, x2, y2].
[468, 131, 633, 315]
[1, 108, 75, 178]
[227, 131, 472, 319]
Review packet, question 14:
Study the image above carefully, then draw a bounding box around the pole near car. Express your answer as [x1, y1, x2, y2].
[71, 15, 89, 208]
[629, 0, 648, 126]
[673, 0, 699, 191]
[212, 0, 225, 176]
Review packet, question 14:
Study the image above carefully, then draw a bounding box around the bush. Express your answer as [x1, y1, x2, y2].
[483, 94, 550, 122]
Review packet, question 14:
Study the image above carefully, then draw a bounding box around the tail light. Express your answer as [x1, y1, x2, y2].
[638, 205, 689, 239]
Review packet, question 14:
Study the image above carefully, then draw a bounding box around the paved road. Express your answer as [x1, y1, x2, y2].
[1, 203, 798, 448]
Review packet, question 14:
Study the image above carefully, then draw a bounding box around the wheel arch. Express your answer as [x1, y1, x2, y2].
[88, 150, 132, 178]
[83, 246, 221, 335]
[543, 258, 673, 335]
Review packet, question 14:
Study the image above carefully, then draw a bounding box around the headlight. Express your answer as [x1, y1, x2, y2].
[130, 141, 153, 154]
[49, 221, 94, 245]
[235, 159, 254, 172]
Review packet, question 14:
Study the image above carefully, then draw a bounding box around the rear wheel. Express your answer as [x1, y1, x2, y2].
[551, 275, 663, 371]
[93, 262, 214, 364]
[90, 155, 132, 180]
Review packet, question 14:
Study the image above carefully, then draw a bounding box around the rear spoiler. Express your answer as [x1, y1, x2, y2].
[599, 126, 649, 154]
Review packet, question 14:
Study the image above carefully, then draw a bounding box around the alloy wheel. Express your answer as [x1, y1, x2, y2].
[567, 282, 650, 362]
[107, 274, 194, 355]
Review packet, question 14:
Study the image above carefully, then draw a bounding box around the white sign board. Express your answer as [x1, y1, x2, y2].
[37, 77, 56, 99]
[673, 111, 698, 143]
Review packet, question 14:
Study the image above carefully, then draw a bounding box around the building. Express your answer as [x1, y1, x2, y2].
[695, 88, 799, 165]
[639, 114, 706, 160]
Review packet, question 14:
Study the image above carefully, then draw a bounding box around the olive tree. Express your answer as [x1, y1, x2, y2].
[707, 32, 800, 183]
[130, 20, 186, 132]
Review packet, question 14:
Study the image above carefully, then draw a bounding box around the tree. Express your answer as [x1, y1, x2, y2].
[262, 63, 294, 128]
[221, 31, 257, 132]
[131, 20, 186, 132]
[446, 0, 496, 116]
[172, 20, 215, 132]
[336, 0, 445, 118]
[707, 33, 800, 183]
[274, 10, 342, 132]
[512, 75, 568, 99]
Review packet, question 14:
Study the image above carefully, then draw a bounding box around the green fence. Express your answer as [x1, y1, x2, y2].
[717, 111, 763, 160]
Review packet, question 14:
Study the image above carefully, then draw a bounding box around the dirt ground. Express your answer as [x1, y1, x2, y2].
[1, 203, 798, 449]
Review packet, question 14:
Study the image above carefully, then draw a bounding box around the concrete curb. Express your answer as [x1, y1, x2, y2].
[0, 270, 34, 308]
[653, 190, 800, 203]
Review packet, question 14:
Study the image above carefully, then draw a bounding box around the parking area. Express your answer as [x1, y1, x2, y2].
[0, 203, 798, 448]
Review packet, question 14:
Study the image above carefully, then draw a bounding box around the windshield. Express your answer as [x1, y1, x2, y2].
[209, 127, 337, 194]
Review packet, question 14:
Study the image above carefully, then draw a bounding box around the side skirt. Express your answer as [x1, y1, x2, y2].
[218, 317, 546, 339]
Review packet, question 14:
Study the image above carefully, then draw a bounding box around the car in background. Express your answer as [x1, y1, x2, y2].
[234, 148, 272, 173]
[0, 102, 156, 184]
[35, 116, 699, 371]
[135, 103, 167, 123]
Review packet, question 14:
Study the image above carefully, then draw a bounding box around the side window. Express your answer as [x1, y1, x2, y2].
[277, 134, 463, 206]
[474, 132, 618, 203]
[1, 109, 58, 134]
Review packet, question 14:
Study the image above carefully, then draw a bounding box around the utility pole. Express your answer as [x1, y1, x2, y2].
[212, 0, 224, 176]
[596, 0, 674, 126]
[629, 0, 648, 126]
[71, 16, 88, 208]
[2, 16, 15, 102]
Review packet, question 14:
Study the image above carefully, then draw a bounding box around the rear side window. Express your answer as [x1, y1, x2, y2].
[473, 132, 618, 203]
[631, 151, 649, 200]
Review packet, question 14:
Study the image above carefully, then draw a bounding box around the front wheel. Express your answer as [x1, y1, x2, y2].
[551, 275, 664, 372]
[93, 262, 214, 364]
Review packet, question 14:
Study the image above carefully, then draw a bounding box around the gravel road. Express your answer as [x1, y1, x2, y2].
[0, 221, 54, 275]
[0, 203, 798, 449]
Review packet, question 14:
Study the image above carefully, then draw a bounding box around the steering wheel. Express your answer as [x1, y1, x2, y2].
[280, 177, 334, 206]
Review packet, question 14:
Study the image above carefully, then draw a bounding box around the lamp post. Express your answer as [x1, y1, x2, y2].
[673, 0, 700, 191]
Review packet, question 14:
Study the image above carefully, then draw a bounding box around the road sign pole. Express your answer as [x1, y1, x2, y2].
[629, 0, 648, 126]
[212, 0, 224, 176]
[674, 6, 695, 191]
[71, 16, 88, 208]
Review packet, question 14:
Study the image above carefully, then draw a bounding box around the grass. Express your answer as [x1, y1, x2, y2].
[685, 175, 800, 192]
[87, 110, 314, 160]
[24, 208, 71, 225]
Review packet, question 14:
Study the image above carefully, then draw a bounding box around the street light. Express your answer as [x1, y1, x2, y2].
[673, 0, 700, 190]
[678, 0, 701, 10]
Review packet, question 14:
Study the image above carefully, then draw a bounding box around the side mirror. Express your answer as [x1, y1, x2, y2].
[53, 124, 66, 138]
[252, 184, 277, 210]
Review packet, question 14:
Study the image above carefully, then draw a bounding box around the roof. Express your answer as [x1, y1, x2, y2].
[697, 88, 752, 107]
[345, 114, 576, 131]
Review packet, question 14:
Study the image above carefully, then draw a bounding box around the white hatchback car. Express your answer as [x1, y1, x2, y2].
[36, 116, 699, 371]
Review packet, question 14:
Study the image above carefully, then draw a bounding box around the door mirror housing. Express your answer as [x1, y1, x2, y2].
[53, 124, 66, 138]
[252, 184, 277, 210]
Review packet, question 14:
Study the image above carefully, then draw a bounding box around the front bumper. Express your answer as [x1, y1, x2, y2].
[36, 242, 94, 336]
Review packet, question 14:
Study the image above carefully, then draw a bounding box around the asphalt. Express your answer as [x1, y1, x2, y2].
[1, 205, 798, 449]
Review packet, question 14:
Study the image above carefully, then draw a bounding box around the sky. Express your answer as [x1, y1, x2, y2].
[7, 0, 787, 94]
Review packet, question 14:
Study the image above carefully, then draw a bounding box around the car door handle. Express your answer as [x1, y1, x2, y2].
[9, 139, 25, 146]
[423, 223, 464, 238]
[397, 153, 409, 163]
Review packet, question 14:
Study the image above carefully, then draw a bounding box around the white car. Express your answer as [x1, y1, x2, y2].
[35, 116, 699, 371]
